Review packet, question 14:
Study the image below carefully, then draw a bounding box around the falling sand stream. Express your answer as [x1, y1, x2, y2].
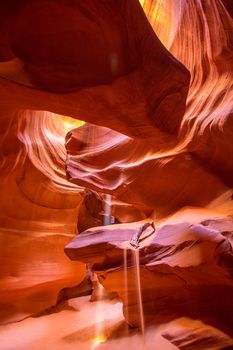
[123, 246, 146, 343]
[91, 194, 113, 348]
[133, 249, 146, 342]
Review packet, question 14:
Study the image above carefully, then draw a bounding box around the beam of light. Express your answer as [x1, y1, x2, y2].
[61, 116, 85, 133]
[92, 334, 107, 349]
[92, 282, 107, 349]
[104, 194, 112, 225]
[133, 249, 145, 341]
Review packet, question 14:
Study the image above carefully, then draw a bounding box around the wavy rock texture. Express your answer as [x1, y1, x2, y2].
[66, 123, 228, 215]
[0, 109, 86, 324]
[0, 0, 191, 324]
[143, 0, 233, 185]
[168, 0, 233, 188]
[65, 0, 233, 213]
[0, 0, 233, 336]
[65, 218, 233, 335]
[162, 318, 233, 350]
[0, 0, 189, 140]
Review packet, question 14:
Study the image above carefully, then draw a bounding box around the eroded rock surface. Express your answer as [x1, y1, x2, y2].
[65, 219, 233, 332]
[0, 0, 233, 330]
[77, 190, 148, 233]
[162, 318, 233, 350]
[66, 123, 227, 215]
[0, 0, 190, 140]
[64, 0, 233, 215]
[0, 110, 86, 324]
[0, 0, 190, 324]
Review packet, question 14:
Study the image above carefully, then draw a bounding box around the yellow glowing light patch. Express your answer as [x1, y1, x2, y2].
[60, 116, 85, 133]
[92, 335, 106, 346]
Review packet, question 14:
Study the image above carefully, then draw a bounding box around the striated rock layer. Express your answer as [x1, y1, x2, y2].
[0, 0, 233, 328]
[0, 110, 86, 324]
[0, 0, 191, 323]
[65, 217, 233, 334]
[66, 123, 228, 215]
[0, 0, 190, 140]
[162, 317, 233, 350]
[65, 0, 233, 214]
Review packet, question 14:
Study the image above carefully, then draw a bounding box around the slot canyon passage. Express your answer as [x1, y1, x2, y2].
[0, 0, 233, 349]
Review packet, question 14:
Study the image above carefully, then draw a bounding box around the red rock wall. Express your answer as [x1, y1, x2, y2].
[0, 0, 232, 325]
[0, 110, 86, 324]
[65, 0, 233, 214]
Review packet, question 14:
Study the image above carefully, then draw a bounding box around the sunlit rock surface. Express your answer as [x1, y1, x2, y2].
[174, 1, 233, 188]
[65, 217, 233, 334]
[111, 198, 150, 224]
[0, 0, 233, 340]
[65, 0, 233, 213]
[66, 123, 229, 215]
[0, 110, 86, 324]
[162, 318, 233, 350]
[0, 0, 191, 324]
[0, 0, 189, 140]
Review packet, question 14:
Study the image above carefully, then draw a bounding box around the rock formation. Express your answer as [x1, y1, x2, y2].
[0, 0, 190, 139]
[0, 110, 87, 324]
[162, 317, 233, 350]
[0, 1, 233, 342]
[65, 0, 233, 215]
[77, 190, 148, 233]
[0, 0, 191, 323]
[65, 218, 233, 334]
[66, 123, 228, 215]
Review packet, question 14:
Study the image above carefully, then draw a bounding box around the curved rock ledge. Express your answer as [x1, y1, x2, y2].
[65, 219, 233, 332]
